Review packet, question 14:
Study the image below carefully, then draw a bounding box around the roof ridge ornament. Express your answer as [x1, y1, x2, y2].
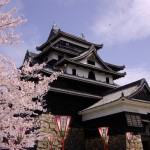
[80, 33, 85, 40]
[52, 22, 58, 30]
[121, 92, 124, 97]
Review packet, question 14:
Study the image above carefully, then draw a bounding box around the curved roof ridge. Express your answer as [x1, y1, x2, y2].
[103, 78, 146, 96]
[105, 62, 125, 71]
[128, 78, 150, 98]
[69, 45, 95, 61]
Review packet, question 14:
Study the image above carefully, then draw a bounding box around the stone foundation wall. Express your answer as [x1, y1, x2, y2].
[126, 135, 143, 150]
[65, 128, 85, 150]
[85, 134, 143, 150]
[37, 114, 62, 150]
[36, 114, 144, 150]
[85, 135, 126, 150]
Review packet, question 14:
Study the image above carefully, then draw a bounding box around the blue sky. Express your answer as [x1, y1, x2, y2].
[1, 0, 150, 85]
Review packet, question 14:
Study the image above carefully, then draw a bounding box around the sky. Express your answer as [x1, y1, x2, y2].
[1, 0, 150, 85]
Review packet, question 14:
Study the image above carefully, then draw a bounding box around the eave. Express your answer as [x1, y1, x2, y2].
[79, 97, 150, 121]
[35, 45, 78, 59]
[50, 87, 102, 99]
[105, 62, 125, 71]
[37, 29, 103, 51]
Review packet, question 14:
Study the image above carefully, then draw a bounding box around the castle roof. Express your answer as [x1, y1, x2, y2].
[79, 78, 150, 113]
[36, 28, 103, 51]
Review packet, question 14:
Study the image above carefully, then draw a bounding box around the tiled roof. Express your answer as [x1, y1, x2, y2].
[82, 78, 147, 111]
[50, 87, 101, 99]
[37, 29, 103, 51]
[28, 51, 37, 58]
[69, 45, 114, 72]
[70, 45, 95, 61]
[105, 62, 125, 71]
[35, 45, 78, 59]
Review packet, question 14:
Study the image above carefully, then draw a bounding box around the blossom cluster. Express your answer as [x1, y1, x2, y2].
[0, 0, 26, 45]
[0, 54, 62, 149]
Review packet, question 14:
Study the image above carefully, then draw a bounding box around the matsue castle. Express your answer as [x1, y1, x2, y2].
[24, 24, 150, 150]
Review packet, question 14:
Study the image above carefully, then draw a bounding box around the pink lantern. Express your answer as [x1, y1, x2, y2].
[126, 132, 133, 141]
[55, 115, 71, 150]
[126, 132, 133, 150]
[98, 127, 109, 150]
[98, 127, 109, 138]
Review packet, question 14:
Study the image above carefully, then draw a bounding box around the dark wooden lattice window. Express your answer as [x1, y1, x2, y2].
[126, 113, 143, 127]
[88, 71, 96, 80]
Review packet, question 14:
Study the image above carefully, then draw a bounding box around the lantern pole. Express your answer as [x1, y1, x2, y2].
[55, 115, 71, 150]
[62, 136, 65, 150]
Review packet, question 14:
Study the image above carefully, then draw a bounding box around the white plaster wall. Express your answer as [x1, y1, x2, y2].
[80, 58, 103, 68]
[66, 64, 114, 84]
[66, 64, 88, 78]
[47, 52, 59, 61]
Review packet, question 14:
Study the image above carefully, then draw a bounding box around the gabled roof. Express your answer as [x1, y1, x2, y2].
[70, 45, 114, 72]
[35, 45, 78, 59]
[53, 46, 126, 80]
[24, 50, 37, 59]
[80, 78, 150, 112]
[36, 28, 103, 51]
[22, 50, 37, 64]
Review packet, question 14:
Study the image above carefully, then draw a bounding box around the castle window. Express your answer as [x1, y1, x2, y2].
[58, 55, 63, 60]
[106, 77, 109, 83]
[66, 42, 70, 46]
[126, 113, 143, 127]
[72, 69, 76, 75]
[87, 60, 95, 65]
[88, 71, 96, 80]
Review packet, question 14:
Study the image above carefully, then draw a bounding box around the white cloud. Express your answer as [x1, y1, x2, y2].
[91, 0, 150, 45]
[116, 65, 150, 86]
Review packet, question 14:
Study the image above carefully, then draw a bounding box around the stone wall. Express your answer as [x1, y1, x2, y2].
[126, 135, 143, 150]
[37, 114, 62, 150]
[85, 134, 143, 150]
[85, 135, 126, 150]
[65, 128, 85, 150]
[36, 114, 144, 150]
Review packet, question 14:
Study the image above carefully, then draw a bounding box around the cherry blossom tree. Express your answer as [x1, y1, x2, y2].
[0, 1, 61, 149]
[0, 54, 62, 149]
[0, 0, 26, 45]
